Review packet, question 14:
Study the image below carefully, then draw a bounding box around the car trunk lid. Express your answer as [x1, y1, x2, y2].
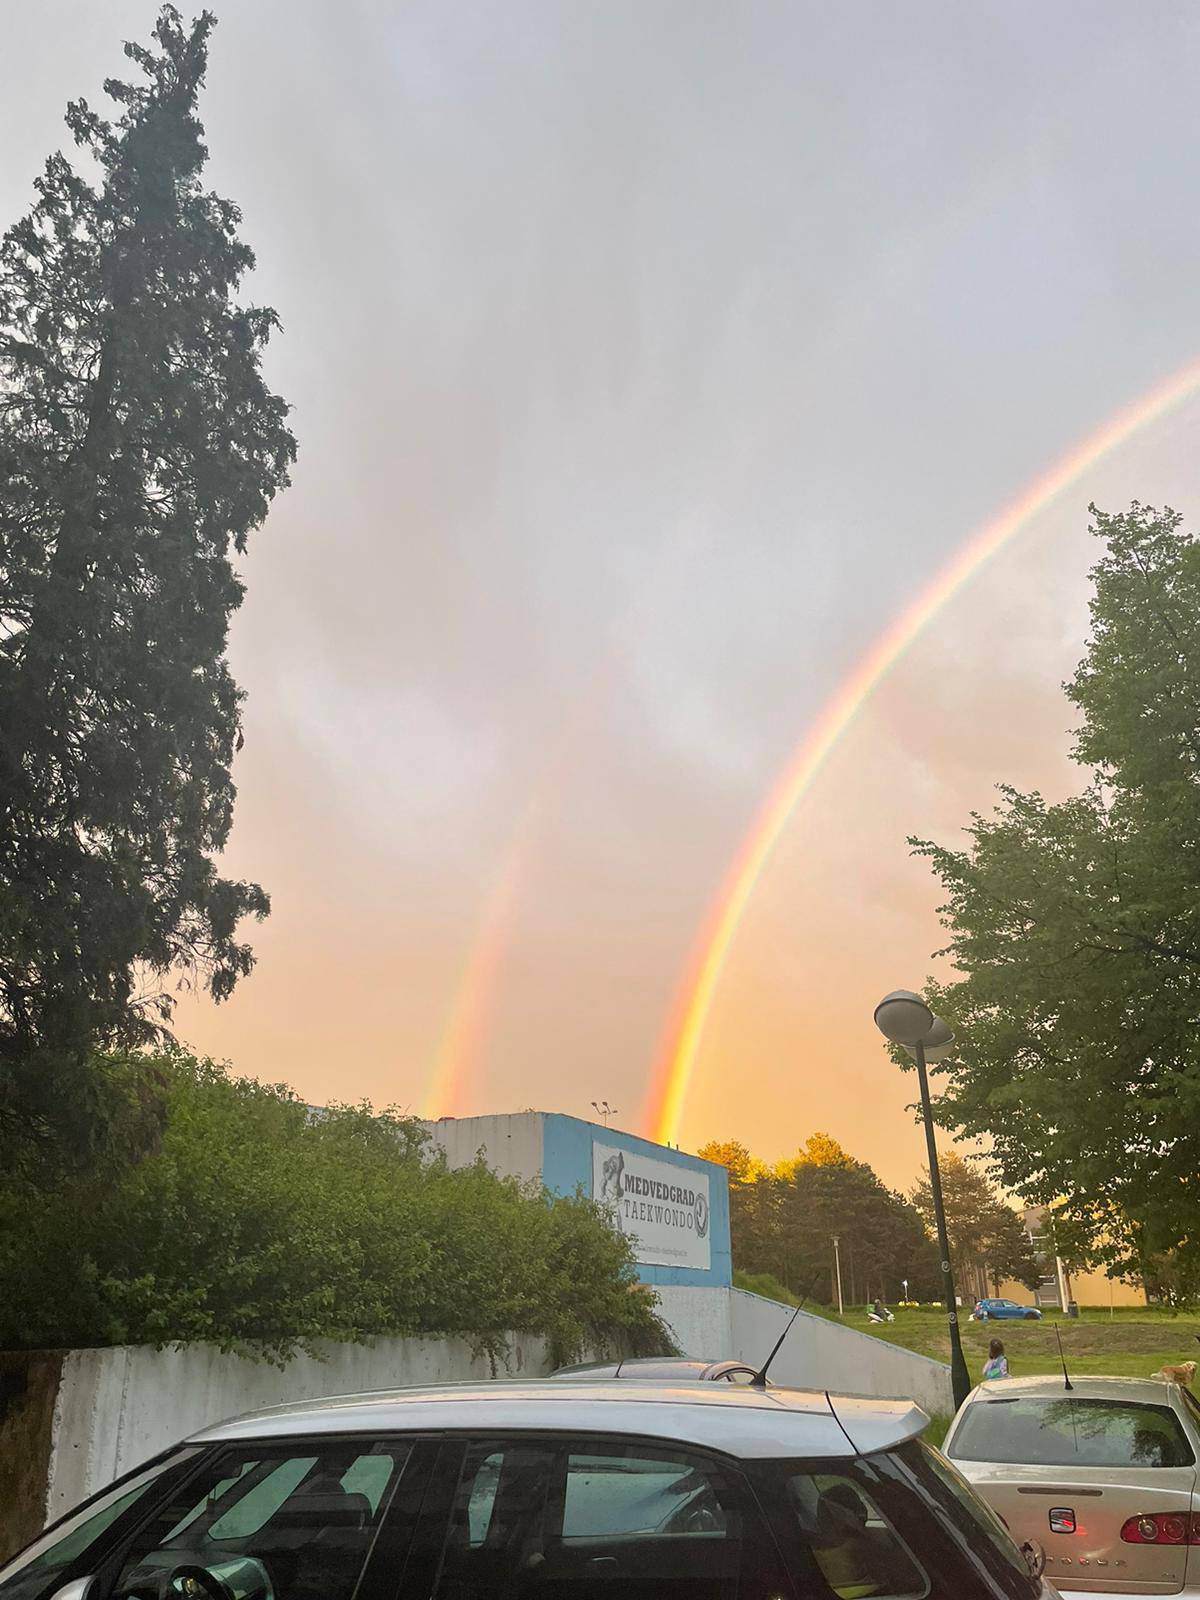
[961, 1460, 1197, 1594]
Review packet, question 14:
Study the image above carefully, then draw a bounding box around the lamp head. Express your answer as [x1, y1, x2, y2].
[874, 990, 934, 1046]
[903, 1015, 956, 1064]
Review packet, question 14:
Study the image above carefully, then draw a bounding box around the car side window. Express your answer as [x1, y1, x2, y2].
[560, 1448, 729, 1540]
[107, 1441, 410, 1600]
[787, 1471, 928, 1598]
[430, 1436, 788, 1599]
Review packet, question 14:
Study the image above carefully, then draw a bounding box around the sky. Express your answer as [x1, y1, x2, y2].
[4, 2, 1200, 1190]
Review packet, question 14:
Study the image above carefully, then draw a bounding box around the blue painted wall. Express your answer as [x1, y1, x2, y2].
[541, 1114, 731, 1288]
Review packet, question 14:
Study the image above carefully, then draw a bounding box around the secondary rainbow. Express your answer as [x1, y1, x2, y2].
[421, 850, 526, 1119]
[420, 656, 620, 1120]
[646, 354, 1200, 1147]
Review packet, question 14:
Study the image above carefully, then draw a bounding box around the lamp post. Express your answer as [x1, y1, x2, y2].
[874, 990, 972, 1410]
[591, 1100, 617, 1128]
[832, 1235, 845, 1315]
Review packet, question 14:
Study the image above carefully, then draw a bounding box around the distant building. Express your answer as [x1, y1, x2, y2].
[994, 1204, 1146, 1310]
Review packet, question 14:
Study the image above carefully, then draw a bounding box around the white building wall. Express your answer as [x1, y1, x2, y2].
[420, 1113, 546, 1182]
[653, 1286, 734, 1358]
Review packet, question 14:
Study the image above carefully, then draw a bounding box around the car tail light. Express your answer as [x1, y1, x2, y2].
[1120, 1513, 1200, 1545]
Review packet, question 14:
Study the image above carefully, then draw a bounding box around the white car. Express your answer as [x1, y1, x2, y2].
[0, 1378, 1056, 1600]
[944, 1373, 1200, 1597]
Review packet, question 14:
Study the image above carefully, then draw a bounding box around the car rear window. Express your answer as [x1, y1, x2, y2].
[948, 1396, 1195, 1468]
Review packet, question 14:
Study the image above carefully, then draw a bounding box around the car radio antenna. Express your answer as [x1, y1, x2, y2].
[1055, 1325, 1074, 1392]
[750, 1271, 820, 1389]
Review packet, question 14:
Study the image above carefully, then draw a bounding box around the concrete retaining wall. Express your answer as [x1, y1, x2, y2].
[657, 1285, 953, 1416]
[0, 1332, 555, 1562]
[44, 1333, 553, 1520]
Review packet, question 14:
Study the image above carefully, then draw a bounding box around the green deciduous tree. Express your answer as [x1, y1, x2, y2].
[703, 1131, 941, 1303]
[911, 503, 1200, 1281]
[0, 7, 294, 1168]
[910, 1153, 1039, 1295]
[0, 1052, 668, 1365]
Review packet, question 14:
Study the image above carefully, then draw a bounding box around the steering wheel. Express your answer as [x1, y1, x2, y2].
[168, 1559, 272, 1600]
[678, 1503, 721, 1533]
[169, 1567, 231, 1600]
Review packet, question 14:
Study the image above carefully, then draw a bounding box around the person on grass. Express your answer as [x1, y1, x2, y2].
[982, 1338, 1009, 1380]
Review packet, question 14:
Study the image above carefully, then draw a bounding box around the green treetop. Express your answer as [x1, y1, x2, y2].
[912, 504, 1200, 1286]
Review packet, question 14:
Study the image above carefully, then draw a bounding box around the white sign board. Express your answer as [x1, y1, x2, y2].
[592, 1141, 711, 1270]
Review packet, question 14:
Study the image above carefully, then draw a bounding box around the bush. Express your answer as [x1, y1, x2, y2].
[0, 1053, 669, 1366]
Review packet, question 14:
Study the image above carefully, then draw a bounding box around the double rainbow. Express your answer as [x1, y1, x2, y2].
[645, 355, 1200, 1147]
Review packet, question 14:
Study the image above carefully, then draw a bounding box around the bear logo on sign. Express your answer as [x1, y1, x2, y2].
[600, 1149, 625, 1205]
[694, 1192, 709, 1239]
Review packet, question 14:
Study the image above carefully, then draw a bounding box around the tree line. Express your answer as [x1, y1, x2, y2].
[698, 1133, 1039, 1307]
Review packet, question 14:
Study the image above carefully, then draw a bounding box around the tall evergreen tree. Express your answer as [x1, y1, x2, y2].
[0, 8, 295, 1166]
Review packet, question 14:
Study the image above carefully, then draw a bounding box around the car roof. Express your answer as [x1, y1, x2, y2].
[966, 1375, 1179, 1403]
[187, 1379, 929, 1460]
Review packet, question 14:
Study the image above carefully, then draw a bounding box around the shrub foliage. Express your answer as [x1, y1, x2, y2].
[0, 1053, 669, 1366]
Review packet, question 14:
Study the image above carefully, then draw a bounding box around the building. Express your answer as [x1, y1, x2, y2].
[421, 1111, 731, 1291]
[420, 1111, 952, 1413]
[994, 1205, 1146, 1310]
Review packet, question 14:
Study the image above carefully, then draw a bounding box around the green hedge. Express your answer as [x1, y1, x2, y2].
[0, 1053, 669, 1366]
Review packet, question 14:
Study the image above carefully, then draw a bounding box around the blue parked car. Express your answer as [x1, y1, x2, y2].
[973, 1296, 1042, 1321]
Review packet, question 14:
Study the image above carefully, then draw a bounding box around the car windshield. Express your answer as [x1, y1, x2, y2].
[948, 1395, 1195, 1468]
[0, 1452, 200, 1600]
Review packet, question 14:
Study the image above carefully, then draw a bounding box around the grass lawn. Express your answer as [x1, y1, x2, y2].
[831, 1304, 1200, 1382]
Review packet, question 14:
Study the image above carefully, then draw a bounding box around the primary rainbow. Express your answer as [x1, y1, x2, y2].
[645, 354, 1200, 1147]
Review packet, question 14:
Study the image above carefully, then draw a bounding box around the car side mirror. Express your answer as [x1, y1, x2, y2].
[49, 1579, 95, 1600]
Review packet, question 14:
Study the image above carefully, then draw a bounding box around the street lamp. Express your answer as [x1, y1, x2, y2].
[591, 1101, 618, 1128]
[832, 1235, 845, 1315]
[874, 990, 972, 1410]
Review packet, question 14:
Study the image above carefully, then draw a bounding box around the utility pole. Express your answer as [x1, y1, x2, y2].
[832, 1235, 845, 1315]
